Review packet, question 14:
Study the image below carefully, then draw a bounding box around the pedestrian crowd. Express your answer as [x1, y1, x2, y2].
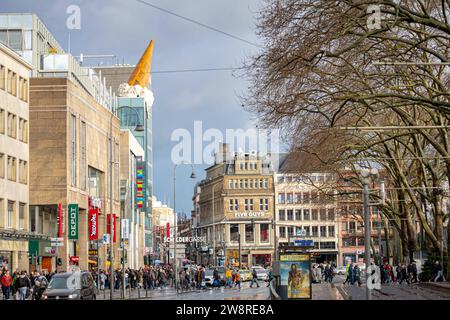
[312, 262, 336, 284]
[0, 268, 55, 300]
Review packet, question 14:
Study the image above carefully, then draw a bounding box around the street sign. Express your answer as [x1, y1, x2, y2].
[51, 242, 64, 247]
[50, 237, 64, 242]
[102, 233, 110, 244]
[293, 239, 314, 247]
[121, 218, 130, 239]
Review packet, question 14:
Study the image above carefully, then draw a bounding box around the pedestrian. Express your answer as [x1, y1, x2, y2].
[267, 268, 274, 287]
[225, 268, 232, 288]
[1, 270, 12, 300]
[99, 270, 106, 290]
[15, 271, 31, 300]
[433, 261, 445, 282]
[250, 268, 260, 288]
[234, 269, 241, 290]
[353, 265, 362, 287]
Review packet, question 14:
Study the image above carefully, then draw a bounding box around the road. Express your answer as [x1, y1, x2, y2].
[333, 274, 450, 300]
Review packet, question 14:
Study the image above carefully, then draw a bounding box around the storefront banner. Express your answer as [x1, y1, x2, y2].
[88, 208, 99, 240]
[280, 254, 312, 299]
[121, 218, 130, 239]
[68, 204, 79, 240]
[107, 214, 117, 243]
[57, 203, 64, 238]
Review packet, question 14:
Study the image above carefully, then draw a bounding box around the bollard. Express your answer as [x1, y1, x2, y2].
[138, 286, 141, 299]
[146, 286, 148, 298]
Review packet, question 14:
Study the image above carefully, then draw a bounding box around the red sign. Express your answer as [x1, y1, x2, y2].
[166, 222, 170, 238]
[69, 256, 79, 265]
[107, 214, 117, 243]
[57, 203, 63, 238]
[88, 208, 99, 240]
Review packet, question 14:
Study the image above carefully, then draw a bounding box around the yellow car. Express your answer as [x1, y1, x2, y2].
[239, 269, 252, 282]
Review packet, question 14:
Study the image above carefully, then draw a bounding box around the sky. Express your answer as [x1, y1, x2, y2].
[0, 0, 264, 214]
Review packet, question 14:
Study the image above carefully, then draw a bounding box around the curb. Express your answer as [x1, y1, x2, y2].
[332, 284, 351, 300]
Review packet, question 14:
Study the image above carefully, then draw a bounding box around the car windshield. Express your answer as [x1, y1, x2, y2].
[47, 274, 81, 290]
[205, 270, 213, 276]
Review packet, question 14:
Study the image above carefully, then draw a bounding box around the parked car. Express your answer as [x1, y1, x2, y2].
[334, 266, 347, 275]
[41, 271, 96, 300]
[204, 269, 214, 286]
[251, 266, 269, 281]
[239, 269, 252, 282]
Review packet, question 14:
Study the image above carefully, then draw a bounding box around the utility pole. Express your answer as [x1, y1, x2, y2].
[109, 115, 114, 300]
[363, 180, 372, 300]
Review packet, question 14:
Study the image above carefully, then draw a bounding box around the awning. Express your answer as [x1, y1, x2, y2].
[88, 259, 97, 264]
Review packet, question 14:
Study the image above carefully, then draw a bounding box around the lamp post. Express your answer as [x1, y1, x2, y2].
[109, 106, 144, 300]
[173, 162, 196, 293]
[211, 183, 218, 266]
[360, 168, 378, 301]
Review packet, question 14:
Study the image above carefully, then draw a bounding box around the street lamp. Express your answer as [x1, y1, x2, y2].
[360, 168, 378, 301]
[173, 162, 196, 293]
[109, 106, 144, 300]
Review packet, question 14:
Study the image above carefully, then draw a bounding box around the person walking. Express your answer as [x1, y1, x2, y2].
[1, 270, 12, 300]
[433, 261, 446, 282]
[250, 268, 260, 288]
[353, 264, 362, 287]
[15, 271, 31, 300]
[225, 268, 232, 288]
[234, 269, 241, 290]
[99, 270, 106, 290]
[343, 262, 354, 285]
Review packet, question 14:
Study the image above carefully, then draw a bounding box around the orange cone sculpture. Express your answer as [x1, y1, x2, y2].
[127, 39, 154, 88]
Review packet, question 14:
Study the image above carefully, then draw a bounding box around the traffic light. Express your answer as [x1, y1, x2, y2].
[144, 255, 149, 265]
[57, 258, 62, 266]
[121, 257, 124, 264]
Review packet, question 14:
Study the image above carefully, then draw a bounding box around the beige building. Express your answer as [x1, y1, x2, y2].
[274, 171, 339, 264]
[29, 77, 122, 272]
[152, 197, 174, 262]
[119, 129, 145, 269]
[0, 42, 32, 272]
[197, 144, 276, 268]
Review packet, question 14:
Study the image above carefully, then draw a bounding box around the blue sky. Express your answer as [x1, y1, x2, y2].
[0, 0, 264, 214]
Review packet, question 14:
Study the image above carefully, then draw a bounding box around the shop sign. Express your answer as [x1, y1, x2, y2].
[88, 208, 99, 240]
[68, 204, 78, 240]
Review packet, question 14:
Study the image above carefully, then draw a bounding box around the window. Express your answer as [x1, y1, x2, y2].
[295, 209, 301, 220]
[327, 208, 335, 221]
[279, 226, 286, 238]
[0, 153, 4, 178]
[70, 114, 77, 187]
[320, 209, 327, 221]
[311, 191, 318, 204]
[7, 201, 14, 228]
[312, 226, 318, 237]
[249, 179, 253, 188]
[229, 199, 238, 211]
[229, 199, 234, 211]
[287, 193, 293, 204]
[302, 192, 310, 204]
[239, 163, 243, 170]
[114, 142, 119, 200]
[19, 203, 25, 230]
[294, 193, 301, 204]
[341, 222, 348, 231]
[244, 179, 248, 188]
[259, 179, 263, 188]
[278, 193, 285, 204]
[343, 238, 356, 247]
[249, 163, 253, 170]
[0, 108, 4, 133]
[260, 224, 269, 242]
[287, 209, 293, 221]
[264, 179, 268, 188]
[349, 221, 356, 233]
[357, 237, 365, 246]
[304, 226, 310, 236]
[264, 198, 269, 211]
[229, 179, 233, 189]
[244, 162, 248, 170]
[288, 227, 294, 237]
[18, 118, 27, 143]
[245, 224, 254, 243]
[239, 179, 243, 188]
[80, 121, 86, 190]
[279, 209, 285, 221]
[296, 227, 302, 236]
[254, 163, 257, 170]
[259, 199, 264, 210]
[312, 209, 318, 220]
[230, 224, 239, 243]
[88, 166, 103, 198]
[234, 180, 238, 189]
[328, 226, 335, 237]
[244, 199, 253, 210]
[320, 242, 335, 249]
[7, 112, 16, 138]
[303, 209, 310, 220]
[7, 70, 17, 95]
[320, 226, 327, 237]
[7, 156, 16, 181]
[286, 176, 293, 183]
[0, 64, 5, 90]
[18, 160, 27, 184]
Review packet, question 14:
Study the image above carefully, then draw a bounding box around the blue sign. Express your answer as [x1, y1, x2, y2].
[293, 239, 314, 247]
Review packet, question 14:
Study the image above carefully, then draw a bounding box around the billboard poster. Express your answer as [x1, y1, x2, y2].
[68, 204, 79, 240]
[88, 208, 99, 240]
[280, 254, 312, 299]
[136, 158, 146, 210]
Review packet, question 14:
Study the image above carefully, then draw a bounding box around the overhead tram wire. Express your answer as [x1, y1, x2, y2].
[134, 0, 263, 49]
[75, 67, 245, 77]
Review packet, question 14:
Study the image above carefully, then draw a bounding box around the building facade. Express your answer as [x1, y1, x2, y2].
[152, 197, 174, 263]
[197, 143, 276, 268]
[29, 77, 122, 272]
[274, 172, 339, 264]
[0, 42, 33, 272]
[119, 129, 145, 269]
